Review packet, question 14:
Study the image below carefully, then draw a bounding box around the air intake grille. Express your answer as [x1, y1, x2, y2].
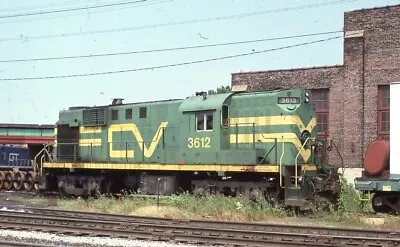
[83, 108, 106, 126]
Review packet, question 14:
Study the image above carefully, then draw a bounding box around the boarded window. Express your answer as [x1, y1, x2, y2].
[310, 89, 329, 136]
[111, 110, 118, 121]
[221, 105, 229, 128]
[378, 85, 390, 141]
[125, 109, 132, 120]
[196, 112, 213, 131]
[139, 107, 147, 118]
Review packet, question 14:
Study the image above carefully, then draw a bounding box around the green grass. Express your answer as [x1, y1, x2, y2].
[57, 192, 287, 222]
[51, 180, 400, 229]
[303, 177, 374, 227]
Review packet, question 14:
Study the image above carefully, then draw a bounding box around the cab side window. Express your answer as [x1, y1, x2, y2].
[221, 105, 229, 128]
[196, 112, 213, 131]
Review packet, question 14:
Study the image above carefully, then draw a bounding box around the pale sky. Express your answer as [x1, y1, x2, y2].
[0, 0, 398, 124]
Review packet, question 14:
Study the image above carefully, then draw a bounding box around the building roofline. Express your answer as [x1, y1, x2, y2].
[0, 123, 55, 129]
[231, 64, 343, 75]
[345, 3, 400, 15]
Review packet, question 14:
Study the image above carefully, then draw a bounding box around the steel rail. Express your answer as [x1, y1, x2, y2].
[0, 240, 54, 247]
[5, 206, 400, 239]
[0, 210, 398, 247]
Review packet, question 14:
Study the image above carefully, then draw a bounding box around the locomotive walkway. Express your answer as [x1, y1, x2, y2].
[0, 207, 399, 247]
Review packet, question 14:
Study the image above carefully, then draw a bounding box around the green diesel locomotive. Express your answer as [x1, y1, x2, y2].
[40, 87, 340, 210]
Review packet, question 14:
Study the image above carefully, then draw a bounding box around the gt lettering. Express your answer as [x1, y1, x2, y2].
[188, 137, 211, 148]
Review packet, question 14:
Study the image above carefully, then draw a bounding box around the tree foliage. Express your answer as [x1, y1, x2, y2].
[207, 85, 231, 95]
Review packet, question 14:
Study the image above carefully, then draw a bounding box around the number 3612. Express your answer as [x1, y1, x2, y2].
[188, 137, 211, 148]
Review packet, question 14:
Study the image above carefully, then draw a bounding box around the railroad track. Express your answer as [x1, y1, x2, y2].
[0, 207, 399, 247]
[0, 240, 53, 247]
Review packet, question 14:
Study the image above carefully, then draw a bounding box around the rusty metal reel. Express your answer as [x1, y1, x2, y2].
[0, 171, 4, 189]
[3, 171, 14, 190]
[23, 171, 36, 191]
[13, 171, 25, 191]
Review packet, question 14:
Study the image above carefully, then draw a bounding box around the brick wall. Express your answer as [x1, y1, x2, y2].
[344, 5, 400, 167]
[231, 4, 400, 168]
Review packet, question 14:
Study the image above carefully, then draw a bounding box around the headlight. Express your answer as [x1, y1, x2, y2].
[305, 91, 310, 97]
[305, 98, 309, 103]
[298, 176, 303, 183]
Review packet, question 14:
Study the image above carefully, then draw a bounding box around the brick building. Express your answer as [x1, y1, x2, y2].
[231, 4, 400, 168]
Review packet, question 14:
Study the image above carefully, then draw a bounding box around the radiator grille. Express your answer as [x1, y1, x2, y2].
[83, 108, 106, 126]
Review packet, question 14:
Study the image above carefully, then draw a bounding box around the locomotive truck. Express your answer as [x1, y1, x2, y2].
[38, 86, 340, 210]
[355, 82, 400, 213]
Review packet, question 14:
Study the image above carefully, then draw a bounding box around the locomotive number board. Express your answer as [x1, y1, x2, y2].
[277, 97, 300, 104]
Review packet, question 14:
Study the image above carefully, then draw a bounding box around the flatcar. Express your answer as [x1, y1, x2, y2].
[355, 82, 400, 213]
[0, 145, 37, 191]
[39, 86, 340, 210]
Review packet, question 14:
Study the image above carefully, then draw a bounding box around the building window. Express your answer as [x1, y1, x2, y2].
[196, 112, 213, 131]
[139, 107, 147, 118]
[111, 110, 118, 121]
[310, 89, 329, 135]
[378, 85, 390, 140]
[125, 109, 132, 120]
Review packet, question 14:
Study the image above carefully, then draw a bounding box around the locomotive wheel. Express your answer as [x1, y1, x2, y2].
[33, 182, 39, 191]
[0, 171, 4, 190]
[13, 172, 25, 191]
[3, 171, 14, 190]
[372, 193, 390, 213]
[249, 187, 263, 202]
[23, 172, 36, 191]
[88, 177, 100, 196]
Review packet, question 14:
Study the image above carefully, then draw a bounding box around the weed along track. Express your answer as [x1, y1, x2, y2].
[0, 207, 400, 246]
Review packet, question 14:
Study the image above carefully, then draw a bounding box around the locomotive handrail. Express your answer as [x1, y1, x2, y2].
[40, 155, 45, 175]
[257, 139, 277, 165]
[57, 140, 166, 163]
[54, 142, 78, 162]
[231, 122, 258, 149]
[294, 137, 314, 188]
[330, 139, 344, 175]
[34, 144, 53, 176]
[279, 140, 285, 188]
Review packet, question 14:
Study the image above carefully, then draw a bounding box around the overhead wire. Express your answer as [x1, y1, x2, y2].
[0, 31, 342, 63]
[0, 0, 172, 25]
[0, 35, 342, 81]
[0, 0, 100, 13]
[0, 0, 150, 19]
[0, 0, 357, 42]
